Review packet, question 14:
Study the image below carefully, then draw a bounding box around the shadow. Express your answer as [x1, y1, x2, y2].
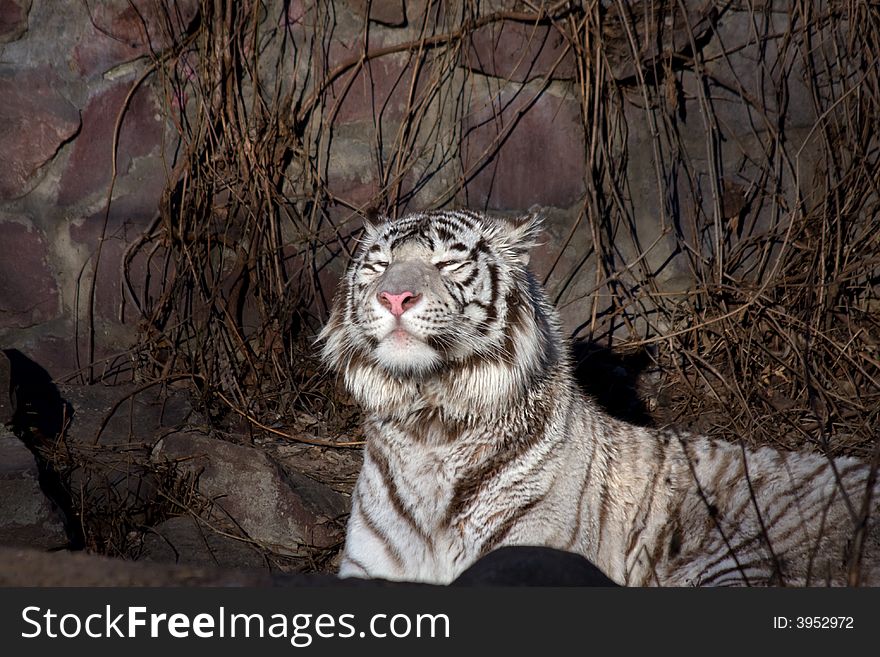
[570, 341, 654, 427]
[4, 349, 69, 441]
[2, 349, 82, 549]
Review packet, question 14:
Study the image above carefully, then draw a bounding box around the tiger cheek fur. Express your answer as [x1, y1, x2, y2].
[319, 210, 880, 586]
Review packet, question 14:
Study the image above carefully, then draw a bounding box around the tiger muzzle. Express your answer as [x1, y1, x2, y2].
[376, 261, 435, 316]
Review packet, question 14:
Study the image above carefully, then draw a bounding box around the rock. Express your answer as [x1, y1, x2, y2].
[0, 544, 422, 586]
[460, 89, 585, 210]
[72, 0, 199, 76]
[466, 21, 576, 82]
[284, 0, 307, 27]
[266, 441, 362, 496]
[601, 2, 716, 83]
[67, 228, 139, 327]
[58, 383, 194, 448]
[0, 428, 68, 549]
[0, 67, 80, 199]
[0, 544, 280, 586]
[153, 431, 348, 554]
[348, 0, 406, 27]
[50, 383, 195, 517]
[68, 166, 167, 246]
[328, 47, 411, 125]
[140, 515, 267, 569]
[0, 351, 12, 425]
[57, 80, 164, 206]
[0, 0, 30, 44]
[0, 338, 79, 384]
[0, 222, 60, 329]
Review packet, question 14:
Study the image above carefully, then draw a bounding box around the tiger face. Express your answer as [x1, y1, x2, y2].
[320, 210, 543, 381]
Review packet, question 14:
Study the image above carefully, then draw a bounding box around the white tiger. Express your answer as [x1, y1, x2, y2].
[319, 209, 880, 586]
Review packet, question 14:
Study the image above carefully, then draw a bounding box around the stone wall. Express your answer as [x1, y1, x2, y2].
[1, 0, 197, 377]
[0, 0, 857, 379]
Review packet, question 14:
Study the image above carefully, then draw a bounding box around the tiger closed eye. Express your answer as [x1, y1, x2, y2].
[435, 260, 464, 271]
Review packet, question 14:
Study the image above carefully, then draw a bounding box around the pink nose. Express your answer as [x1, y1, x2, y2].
[378, 290, 421, 316]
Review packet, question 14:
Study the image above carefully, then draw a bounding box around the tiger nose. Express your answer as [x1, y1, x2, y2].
[378, 290, 421, 316]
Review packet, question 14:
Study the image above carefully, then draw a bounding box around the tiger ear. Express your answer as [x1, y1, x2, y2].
[361, 208, 388, 241]
[494, 210, 544, 266]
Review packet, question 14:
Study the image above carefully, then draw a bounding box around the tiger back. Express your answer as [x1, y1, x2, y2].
[319, 210, 880, 586]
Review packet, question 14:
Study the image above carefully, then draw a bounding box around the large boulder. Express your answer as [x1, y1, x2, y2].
[140, 515, 268, 569]
[152, 431, 349, 555]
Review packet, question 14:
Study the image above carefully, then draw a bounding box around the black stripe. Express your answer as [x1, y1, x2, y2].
[485, 262, 499, 323]
[449, 211, 478, 230]
[442, 403, 553, 528]
[368, 444, 434, 548]
[628, 436, 670, 562]
[479, 497, 542, 557]
[564, 432, 597, 550]
[343, 555, 371, 576]
[596, 474, 613, 551]
[434, 217, 473, 235]
[390, 229, 420, 249]
[699, 560, 766, 586]
[435, 226, 456, 242]
[764, 461, 864, 545]
[452, 210, 482, 228]
[504, 288, 526, 333]
[472, 237, 491, 257]
[691, 458, 841, 580]
[459, 263, 480, 288]
[355, 496, 405, 569]
[466, 299, 491, 312]
[714, 450, 747, 512]
[642, 492, 689, 586]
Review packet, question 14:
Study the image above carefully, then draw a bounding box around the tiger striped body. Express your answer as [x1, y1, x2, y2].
[320, 210, 879, 585]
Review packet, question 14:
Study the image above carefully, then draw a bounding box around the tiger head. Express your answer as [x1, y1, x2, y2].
[319, 210, 563, 416]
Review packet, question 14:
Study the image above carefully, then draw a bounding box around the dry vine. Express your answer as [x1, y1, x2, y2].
[114, 0, 878, 474]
